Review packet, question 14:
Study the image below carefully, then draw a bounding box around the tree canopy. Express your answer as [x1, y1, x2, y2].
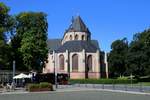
[13, 12, 48, 71]
[108, 29, 150, 78]
[108, 38, 128, 77]
[0, 2, 48, 72]
[0, 2, 15, 70]
[127, 29, 150, 76]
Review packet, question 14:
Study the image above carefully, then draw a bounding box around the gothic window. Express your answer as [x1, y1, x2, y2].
[82, 35, 84, 40]
[75, 34, 78, 40]
[59, 54, 64, 70]
[70, 35, 72, 40]
[72, 54, 78, 72]
[87, 55, 92, 71]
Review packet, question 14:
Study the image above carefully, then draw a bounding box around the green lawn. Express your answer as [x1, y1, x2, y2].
[69, 79, 138, 84]
[69, 79, 150, 86]
[125, 82, 150, 86]
[136, 82, 150, 86]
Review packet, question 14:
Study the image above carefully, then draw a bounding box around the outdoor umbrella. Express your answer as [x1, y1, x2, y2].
[13, 73, 30, 79]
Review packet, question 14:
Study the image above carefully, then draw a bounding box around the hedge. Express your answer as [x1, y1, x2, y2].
[39, 82, 52, 88]
[69, 79, 138, 84]
[27, 82, 53, 91]
[138, 76, 150, 82]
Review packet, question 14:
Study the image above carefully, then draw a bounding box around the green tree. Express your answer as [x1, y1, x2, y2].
[13, 12, 48, 71]
[0, 2, 15, 70]
[127, 29, 150, 76]
[108, 38, 128, 77]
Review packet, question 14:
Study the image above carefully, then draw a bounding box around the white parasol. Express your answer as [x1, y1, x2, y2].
[13, 73, 30, 79]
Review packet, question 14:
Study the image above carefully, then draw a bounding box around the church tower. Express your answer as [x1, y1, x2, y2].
[62, 16, 91, 44]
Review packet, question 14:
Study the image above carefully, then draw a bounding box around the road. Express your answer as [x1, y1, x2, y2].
[0, 90, 149, 100]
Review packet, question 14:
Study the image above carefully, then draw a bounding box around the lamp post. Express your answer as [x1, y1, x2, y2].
[54, 63, 58, 89]
[40, 60, 43, 72]
[12, 60, 15, 84]
[53, 51, 57, 89]
[130, 73, 133, 87]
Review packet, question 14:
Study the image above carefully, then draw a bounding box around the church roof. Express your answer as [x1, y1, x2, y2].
[56, 40, 99, 53]
[66, 16, 91, 34]
[47, 39, 100, 53]
[47, 39, 61, 51]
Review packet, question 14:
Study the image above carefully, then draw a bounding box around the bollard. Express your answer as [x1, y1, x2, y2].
[139, 83, 143, 92]
[124, 84, 127, 91]
[112, 84, 115, 90]
[102, 84, 104, 89]
[93, 84, 95, 88]
[85, 84, 87, 88]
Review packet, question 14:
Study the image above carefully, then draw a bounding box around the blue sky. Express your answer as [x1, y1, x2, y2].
[1, 0, 150, 52]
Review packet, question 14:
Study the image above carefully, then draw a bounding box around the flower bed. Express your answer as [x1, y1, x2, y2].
[27, 82, 53, 92]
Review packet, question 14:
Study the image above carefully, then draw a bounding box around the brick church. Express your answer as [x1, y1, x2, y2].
[43, 16, 108, 79]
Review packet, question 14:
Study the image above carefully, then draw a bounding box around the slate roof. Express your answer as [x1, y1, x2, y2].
[66, 16, 91, 34]
[47, 39, 100, 53]
[47, 16, 100, 53]
[47, 39, 61, 51]
[56, 40, 99, 53]
[91, 40, 100, 49]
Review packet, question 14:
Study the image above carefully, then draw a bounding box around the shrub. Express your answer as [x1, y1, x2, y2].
[138, 76, 150, 82]
[27, 82, 53, 92]
[40, 82, 53, 89]
[117, 76, 129, 80]
[27, 83, 39, 91]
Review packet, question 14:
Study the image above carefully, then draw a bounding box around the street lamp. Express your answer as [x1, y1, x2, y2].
[12, 60, 15, 84]
[53, 51, 57, 89]
[130, 73, 133, 87]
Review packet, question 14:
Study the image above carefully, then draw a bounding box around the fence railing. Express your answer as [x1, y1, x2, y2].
[0, 70, 28, 83]
[57, 84, 150, 93]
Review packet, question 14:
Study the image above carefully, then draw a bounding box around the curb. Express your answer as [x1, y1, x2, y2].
[0, 87, 150, 96]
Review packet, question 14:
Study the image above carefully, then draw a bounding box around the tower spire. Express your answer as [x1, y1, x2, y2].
[66, 16, 90, 34]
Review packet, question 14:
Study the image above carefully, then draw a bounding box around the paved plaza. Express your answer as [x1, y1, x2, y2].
[0, 89, 150, 100]
[0, 86, 150, 100]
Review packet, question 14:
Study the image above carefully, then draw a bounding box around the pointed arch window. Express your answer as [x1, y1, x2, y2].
[59, 54, 64, 70]
[70, 35, 72, 40]
[82, 35, 85, 40]
[87, 55, 92, 71]
[72, 54, 78, 72]
[75, 34, 78, 40]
